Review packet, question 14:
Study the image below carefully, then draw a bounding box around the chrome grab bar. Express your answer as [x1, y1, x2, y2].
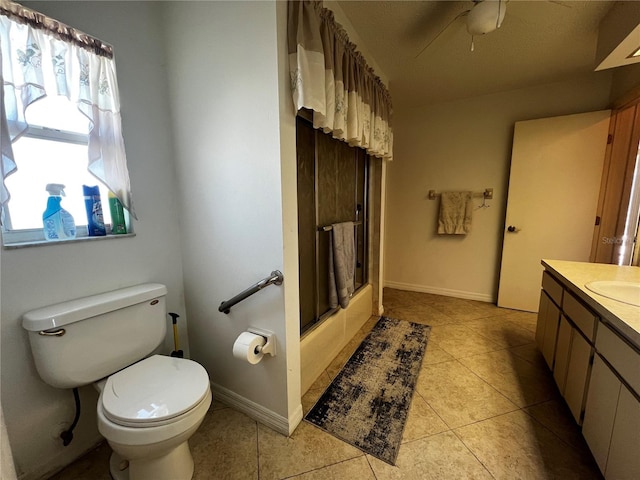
[219, 270, 284, 314]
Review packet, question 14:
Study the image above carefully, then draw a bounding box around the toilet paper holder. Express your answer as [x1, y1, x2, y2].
[247, 327, 276, 357]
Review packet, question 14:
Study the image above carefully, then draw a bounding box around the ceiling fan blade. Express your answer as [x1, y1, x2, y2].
[415, 10, 470, 59]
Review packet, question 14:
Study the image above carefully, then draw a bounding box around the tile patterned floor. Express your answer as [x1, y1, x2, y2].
[49, 288, 602, 479]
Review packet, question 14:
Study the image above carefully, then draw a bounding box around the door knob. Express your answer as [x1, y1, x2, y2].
[507, 225, 517, 232]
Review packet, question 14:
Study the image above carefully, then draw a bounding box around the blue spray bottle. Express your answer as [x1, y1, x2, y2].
[43, 184, 76, 241]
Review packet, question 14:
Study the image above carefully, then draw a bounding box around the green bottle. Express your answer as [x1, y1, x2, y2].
[108, 191, 127, 234]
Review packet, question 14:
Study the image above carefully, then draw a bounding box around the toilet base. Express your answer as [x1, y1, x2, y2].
[109, 451, 130, 480]
[108, 442, 194, 480]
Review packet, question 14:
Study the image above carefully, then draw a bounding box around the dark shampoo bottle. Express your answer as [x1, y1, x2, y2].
[83, 185, 106, 236]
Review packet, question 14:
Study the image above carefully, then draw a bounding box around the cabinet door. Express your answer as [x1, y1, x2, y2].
[606, 385, 640, 479]
[535, 291, 549, 351]
[583, 356, 621, 473]
[553, 316, 572, 393]
[542, 298, 561, 369]
[564, 331, 593, 424]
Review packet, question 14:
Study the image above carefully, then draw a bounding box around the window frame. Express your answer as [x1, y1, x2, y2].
[2, 123, 133, 247]
[1, 6, 136, 246]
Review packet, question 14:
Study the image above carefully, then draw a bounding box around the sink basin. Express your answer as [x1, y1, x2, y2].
[584, 281, 640, 307]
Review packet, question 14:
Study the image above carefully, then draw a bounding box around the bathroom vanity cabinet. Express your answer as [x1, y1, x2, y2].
[535, 272, 563, 370]
[535, 260, 640, 479]
[536, 270, 595, 424]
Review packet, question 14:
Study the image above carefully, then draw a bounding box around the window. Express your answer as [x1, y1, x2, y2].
[2, 96, 117, 244]
[1, 5, 136, 247]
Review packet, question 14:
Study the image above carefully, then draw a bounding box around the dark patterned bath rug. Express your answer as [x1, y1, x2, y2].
[304, 316, 430, 465]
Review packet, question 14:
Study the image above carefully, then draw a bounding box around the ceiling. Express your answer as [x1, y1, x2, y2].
[336, 0, 617, 108]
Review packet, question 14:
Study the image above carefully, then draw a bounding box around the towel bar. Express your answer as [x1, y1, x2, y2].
[428, 188, 493, 200]
[318, 221, 363, 232]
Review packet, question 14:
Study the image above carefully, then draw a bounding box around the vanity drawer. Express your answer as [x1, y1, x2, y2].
[563, 292, 597, 341]
[596, 323, 640, 395]
[542, 271, 563, 306]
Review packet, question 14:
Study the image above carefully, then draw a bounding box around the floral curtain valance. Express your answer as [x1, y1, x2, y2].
[287, 0, 393, 160]
[0, 1, 136, 218]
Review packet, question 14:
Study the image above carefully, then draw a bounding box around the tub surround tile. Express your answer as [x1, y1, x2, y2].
[325, 336, 362, 379]
[353, 315, 379, 342]
[323, 315, 382, 380]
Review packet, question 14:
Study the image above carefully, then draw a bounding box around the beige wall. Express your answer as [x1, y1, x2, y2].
[384, 73, 613, 303]
[161, 1, 301, 434]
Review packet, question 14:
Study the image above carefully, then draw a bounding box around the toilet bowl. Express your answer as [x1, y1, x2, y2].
[96, 355, 212, 480]
[21, 284, 212, 480]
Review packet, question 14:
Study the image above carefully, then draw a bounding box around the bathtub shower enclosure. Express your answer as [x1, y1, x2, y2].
[296, 113, 369, 333]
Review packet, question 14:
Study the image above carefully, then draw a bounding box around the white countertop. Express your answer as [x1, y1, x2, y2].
[541, 259, 640, 348]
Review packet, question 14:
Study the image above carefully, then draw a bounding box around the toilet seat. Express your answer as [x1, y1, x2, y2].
[101, 355, 210, 428]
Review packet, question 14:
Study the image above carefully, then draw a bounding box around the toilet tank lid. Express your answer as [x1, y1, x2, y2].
[22, 283, 168, 332]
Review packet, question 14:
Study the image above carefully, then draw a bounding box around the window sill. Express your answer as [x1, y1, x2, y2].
[3, 232, 136, 249]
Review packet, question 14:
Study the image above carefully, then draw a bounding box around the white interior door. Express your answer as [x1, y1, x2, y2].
[497, 110, 610, 311]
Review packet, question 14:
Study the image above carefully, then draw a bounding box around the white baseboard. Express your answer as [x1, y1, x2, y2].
[383, 281, 494, 303]
[210, 382, 302, 436]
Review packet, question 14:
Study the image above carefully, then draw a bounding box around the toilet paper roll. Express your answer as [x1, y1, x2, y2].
[232, 332, 266, 364]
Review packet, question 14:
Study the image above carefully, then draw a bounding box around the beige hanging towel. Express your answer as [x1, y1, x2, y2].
[438, 191, 473, 234]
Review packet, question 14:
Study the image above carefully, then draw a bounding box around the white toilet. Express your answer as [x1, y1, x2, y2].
[22, 284, 211, 480]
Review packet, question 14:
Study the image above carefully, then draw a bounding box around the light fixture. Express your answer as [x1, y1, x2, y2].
[466, 0, 506, 36]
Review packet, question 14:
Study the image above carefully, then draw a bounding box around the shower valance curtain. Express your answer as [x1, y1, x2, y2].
[0, 1, 136, 218]
[287, 0, 393, 160]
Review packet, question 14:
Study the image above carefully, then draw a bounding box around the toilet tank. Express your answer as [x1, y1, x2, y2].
[22, 284, 168, 389]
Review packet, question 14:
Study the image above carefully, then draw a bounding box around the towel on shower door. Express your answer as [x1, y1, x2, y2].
[329, 221, 355, 309]
[438, 191, 473, 234]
